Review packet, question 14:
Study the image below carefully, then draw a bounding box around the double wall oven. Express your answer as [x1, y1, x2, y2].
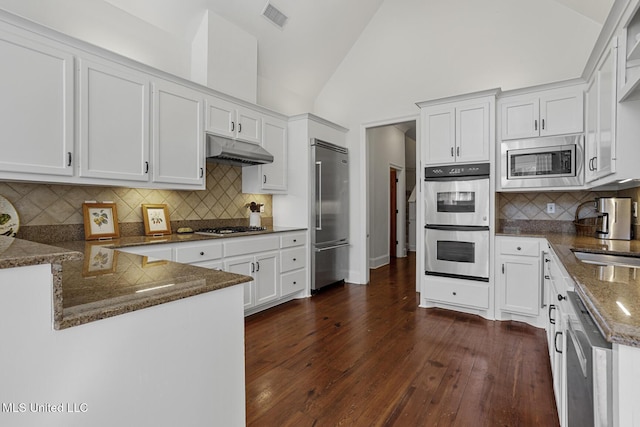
[424, 163, 490, 281]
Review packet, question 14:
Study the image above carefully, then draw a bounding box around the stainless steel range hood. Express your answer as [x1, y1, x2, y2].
[205, 134, 273, 167]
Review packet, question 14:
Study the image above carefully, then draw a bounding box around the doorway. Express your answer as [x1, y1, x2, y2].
[366, 120, 417, 272]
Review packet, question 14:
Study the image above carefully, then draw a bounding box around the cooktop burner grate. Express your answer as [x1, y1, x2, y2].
[195, 226, 267, 235]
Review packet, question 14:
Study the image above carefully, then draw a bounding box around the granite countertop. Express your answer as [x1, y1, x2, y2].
[0, 227, 307, 330]
[499, 231, 640, 347]
[0, 236, 83, 268]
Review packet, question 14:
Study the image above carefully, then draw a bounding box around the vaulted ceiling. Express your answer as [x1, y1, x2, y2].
[102, 0, 614, 106]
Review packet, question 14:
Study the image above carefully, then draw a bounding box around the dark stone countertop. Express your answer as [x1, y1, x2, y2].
[498, 231, 640, 347]
[0, 227, 306, 329]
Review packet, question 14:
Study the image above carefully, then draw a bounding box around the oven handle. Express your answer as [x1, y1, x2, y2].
[424, 175, 489, 182]
[425, 225, 490, 231]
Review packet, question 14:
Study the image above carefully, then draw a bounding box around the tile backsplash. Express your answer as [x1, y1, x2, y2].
[0, 163, 271, 227]
[497, 190, 616, 222]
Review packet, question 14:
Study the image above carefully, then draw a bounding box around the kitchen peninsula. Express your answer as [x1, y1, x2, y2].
[0, 235, 251, 427]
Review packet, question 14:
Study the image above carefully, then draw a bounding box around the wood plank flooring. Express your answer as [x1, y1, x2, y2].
[245, 254, 559, 426]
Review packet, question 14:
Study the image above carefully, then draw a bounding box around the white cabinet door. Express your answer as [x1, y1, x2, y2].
[205, 97, 262, 144]
[224, 256, 255, 310]
[254, 252, 279, 306]
[78, 58, 150, 181]
[585, 76, 599, 183]
[259, 116, 287, 190]
[205, 97, 236, 139]
[595, 43, 617, 179]
[242, 115, 288, 193]
[456, 101, 490, 163]
[499, 256, 540, 316]
[152, 79, 205, 187]
[236, 106, 261, 144]
[586, 40, 617, 183]
[0, 27, 74, 176]
[501, 89, 583, 141]
[500, 97, 539, 140]
[539, 92, 583, 137]
[423, 107, 455, 165]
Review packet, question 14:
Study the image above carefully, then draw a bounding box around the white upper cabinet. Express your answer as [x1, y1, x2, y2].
[78, 57, 150, 181]
[500, 87, 583, 140]
[242, 115, 288, 193]
[419, 91, 495, 166]
[0, 24, 74, 177]
[152, 79, 205, 188]
[205, 96, 262, 144]
[585, 38, 618, 183]
[456, 101, 491, 163]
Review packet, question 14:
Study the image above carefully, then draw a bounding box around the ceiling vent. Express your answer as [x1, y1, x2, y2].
[262, 2, 288, 29]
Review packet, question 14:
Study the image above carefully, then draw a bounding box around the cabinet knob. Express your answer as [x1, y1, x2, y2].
[293, 239, 297, 242]
[200, 252, 205, 256]
[516, 246, 521, 251]
[293, 281, 297, 285]
[545, 259, 550, 263]
[452, 292, 457, 296]
[557, 294, 566, 302]
[293, 258, 297, 261]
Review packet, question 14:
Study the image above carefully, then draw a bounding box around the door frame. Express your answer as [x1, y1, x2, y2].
[360, 114, 419, 285]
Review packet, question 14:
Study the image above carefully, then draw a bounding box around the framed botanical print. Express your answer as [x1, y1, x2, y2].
[83, 202, 120, 240]
[141, 204, 171, 236]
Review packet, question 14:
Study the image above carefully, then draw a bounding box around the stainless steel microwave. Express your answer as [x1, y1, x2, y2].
[501, 134, 584, 189]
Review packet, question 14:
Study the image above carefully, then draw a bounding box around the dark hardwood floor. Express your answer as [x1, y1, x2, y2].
[245, 254, 559, 426]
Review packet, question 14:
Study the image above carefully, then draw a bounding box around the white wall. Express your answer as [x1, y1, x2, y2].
[0, 0, 191, 79]
[312, 0, 604, 284]
[367, 125, 406, 268]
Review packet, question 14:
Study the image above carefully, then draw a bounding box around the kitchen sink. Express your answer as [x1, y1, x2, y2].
[572, 251, 640, 268]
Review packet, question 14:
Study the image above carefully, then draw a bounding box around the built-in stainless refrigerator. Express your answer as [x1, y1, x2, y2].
[311, 139, 349, 292]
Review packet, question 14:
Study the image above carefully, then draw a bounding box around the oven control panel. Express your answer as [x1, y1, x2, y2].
[425, 163, 490, 179]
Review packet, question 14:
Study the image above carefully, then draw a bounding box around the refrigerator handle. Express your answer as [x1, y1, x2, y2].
[316, 160, 322, 231]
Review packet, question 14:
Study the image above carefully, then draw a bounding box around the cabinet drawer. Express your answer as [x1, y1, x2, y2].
[224, 235, 279, 257]
[500, 239, 539, 257]
[280, 232, 307, 248]
[281, 269, 306, 296]
[427, 280, 489, 309]
[174, 242, 223, 263]
[281, 247, 307, 273]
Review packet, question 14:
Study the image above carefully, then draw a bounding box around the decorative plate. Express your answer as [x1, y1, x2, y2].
[0, 195, 19, 237]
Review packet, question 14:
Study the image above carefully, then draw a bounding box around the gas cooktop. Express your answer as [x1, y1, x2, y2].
[195, 226, 267, 236]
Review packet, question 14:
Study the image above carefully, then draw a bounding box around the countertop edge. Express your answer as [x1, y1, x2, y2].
[502, 232, 640, 348]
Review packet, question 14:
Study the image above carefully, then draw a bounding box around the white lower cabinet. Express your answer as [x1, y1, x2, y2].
[224, 252, 279, 310]
[496, 237, 545, 323]
[279, 232, 307, 297]
[115, 230, 308, 315]
[544, 243, 572, 427]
